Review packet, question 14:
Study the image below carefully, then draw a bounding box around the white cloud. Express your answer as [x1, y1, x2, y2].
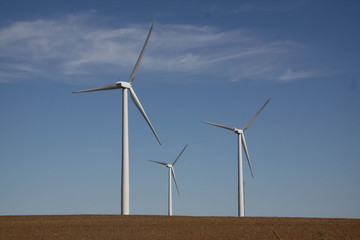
[0, 12, 317, 84]
[279, 69, 319, 81]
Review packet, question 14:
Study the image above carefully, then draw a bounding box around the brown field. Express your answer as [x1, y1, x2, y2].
[1, 215, 359, 240]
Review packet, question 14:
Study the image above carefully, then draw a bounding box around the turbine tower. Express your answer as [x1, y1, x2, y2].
[73, 20, 161, 215]
[202, 98, 270, 217]
[149, 144, 188, 216]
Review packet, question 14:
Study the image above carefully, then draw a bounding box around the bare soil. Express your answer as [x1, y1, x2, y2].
[1, 215, 359, 240]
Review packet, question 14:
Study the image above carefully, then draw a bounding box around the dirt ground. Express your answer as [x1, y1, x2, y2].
[0, 215, 359, 240]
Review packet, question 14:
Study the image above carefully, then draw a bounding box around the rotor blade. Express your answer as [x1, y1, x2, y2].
[128, 19, 156, 84]
[172, 144, 188, 166]
[129, 87, 161, 145]
[241, 134, 254, 178]
[149, 160, 168, 166]
[171, 167, 180, 196]
[202, 121, 237, 131]
[72, 83, 119, 93]
[243, 97, 271, 131]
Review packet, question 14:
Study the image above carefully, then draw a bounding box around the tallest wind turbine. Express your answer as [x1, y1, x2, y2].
[73, 20, 161, 215]
[202, 98, 270, 217]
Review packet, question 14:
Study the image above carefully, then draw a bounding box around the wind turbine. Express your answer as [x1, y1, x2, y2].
[202, 98, 270, 217]
[149, 144, 188, 216]
[73, 20, 161, 215]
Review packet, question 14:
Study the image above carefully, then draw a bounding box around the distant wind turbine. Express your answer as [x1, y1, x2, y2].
[149, 144, 188, 216]
[202, 98, 271, 217]
[73, 19, 161, 215]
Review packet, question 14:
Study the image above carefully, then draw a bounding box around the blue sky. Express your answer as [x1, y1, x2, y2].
[1, 0, 359, 218]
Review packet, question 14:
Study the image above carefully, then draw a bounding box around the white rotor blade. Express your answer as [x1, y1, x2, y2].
[72, 83, 119, 93]
[171, 167, 180, 196]
[201, 121, 237, 131]
[149, 160, 168, 166]
[128, 19, 156, 84]
[241, 134, 254, 178]
[129, 87, 161, 145]
[243, 97, 271, 131]
[172, 144, 188, 166]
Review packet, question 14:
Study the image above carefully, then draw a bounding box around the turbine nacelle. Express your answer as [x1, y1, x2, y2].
[116, 81, 132, 89]
[166, 164, 173, 168]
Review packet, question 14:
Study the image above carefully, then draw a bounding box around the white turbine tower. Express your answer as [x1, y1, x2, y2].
[202, 98, 270, 217]
[149, 144, 188, 216]
[73, 20, 161, 215]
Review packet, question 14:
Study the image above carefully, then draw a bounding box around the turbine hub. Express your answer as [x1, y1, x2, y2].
[235, 129, 243, 134]
[115, 81, 131, 89]
[167, 164, 172, 168]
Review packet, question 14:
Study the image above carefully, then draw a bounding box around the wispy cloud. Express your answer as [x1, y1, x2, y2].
[0, 12, 318, 84]
[279, 69, 320, 81]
